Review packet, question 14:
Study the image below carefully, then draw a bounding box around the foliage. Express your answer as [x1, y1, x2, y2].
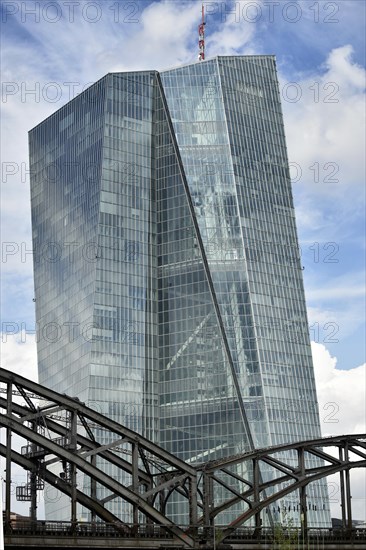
[273, 510, 299, 549]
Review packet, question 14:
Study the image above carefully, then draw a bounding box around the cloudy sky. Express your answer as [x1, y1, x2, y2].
[1, 0, 365, 519]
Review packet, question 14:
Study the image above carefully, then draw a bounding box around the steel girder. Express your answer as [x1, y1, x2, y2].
[0, 444, 127, 527]
[0, 367, 196, 547]
[195, 434, 366, 540]
[1, 367, 365, 548]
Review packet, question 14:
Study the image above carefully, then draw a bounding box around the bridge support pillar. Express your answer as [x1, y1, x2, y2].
[91, 454, 97, 526]
[70, 411, 77, 534]
[344, 443, 352, 532]
[339, 446, 346, 528]
[29, 471, 38, 523]
[300, 485, 308, 536]
[253, 459, 261, 536]
[5, 382, 12, 535]
[188, 475, 198, 538]
[203, 472, 214, 541]
[132, 443, 139, 534]
[29, 422, 38, 524]
[298, 448, 308, 541]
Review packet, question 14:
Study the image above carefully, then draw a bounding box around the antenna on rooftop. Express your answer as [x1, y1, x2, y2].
[198, 3, 205, 61]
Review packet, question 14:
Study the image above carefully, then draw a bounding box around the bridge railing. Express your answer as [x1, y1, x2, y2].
[225, 526, 366, 543]
[6, 520, 366, 543]
[6, 520, 176, 539]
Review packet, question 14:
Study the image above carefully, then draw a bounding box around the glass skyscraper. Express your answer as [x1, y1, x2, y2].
[29, 56, 330, 526]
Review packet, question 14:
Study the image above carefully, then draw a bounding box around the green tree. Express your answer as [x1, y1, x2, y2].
[273, 510, 299, 549]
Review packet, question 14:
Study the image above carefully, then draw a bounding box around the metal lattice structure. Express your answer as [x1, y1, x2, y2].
[197, 434, 366, 539]
[1, 367, 365, 548]
[0, 368, 197, 547]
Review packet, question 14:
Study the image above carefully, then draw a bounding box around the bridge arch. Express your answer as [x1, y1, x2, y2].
[1, 367, 365, 548]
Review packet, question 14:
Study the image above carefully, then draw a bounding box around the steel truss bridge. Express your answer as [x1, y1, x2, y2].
[1, 368, 365, 549]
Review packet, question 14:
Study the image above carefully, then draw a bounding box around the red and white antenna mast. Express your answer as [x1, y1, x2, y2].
[198, 3, 205, 61]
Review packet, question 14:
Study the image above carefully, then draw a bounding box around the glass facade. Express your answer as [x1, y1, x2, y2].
[29, 57, 330, 526]
[160, 57, 329, 526]
[30, 71, 159, 520]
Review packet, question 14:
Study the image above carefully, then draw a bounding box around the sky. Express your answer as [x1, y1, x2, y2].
[0, 0, 365, 520]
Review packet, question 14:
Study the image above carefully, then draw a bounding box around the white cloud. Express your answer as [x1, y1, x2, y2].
[307, 282, 365, 300]
[206, 0, 259, 56]
[312, 341, 365, 435]
[326, 45, 366, 91]
[307, 283, 365, 302]
[307, 304, 364, 345]
[280, 46, 366, 373]
[282, 45, 365, 200]
[326, 467, 366, 521]
[0, 332, 38, 382]
[305, 270, 365, 344]
[0, 333, 40, 515]
[312, 342, 366, 520]
[0, 0, 203, 273]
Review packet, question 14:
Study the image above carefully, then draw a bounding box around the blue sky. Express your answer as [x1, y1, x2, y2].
[0, 0, 365, 516]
